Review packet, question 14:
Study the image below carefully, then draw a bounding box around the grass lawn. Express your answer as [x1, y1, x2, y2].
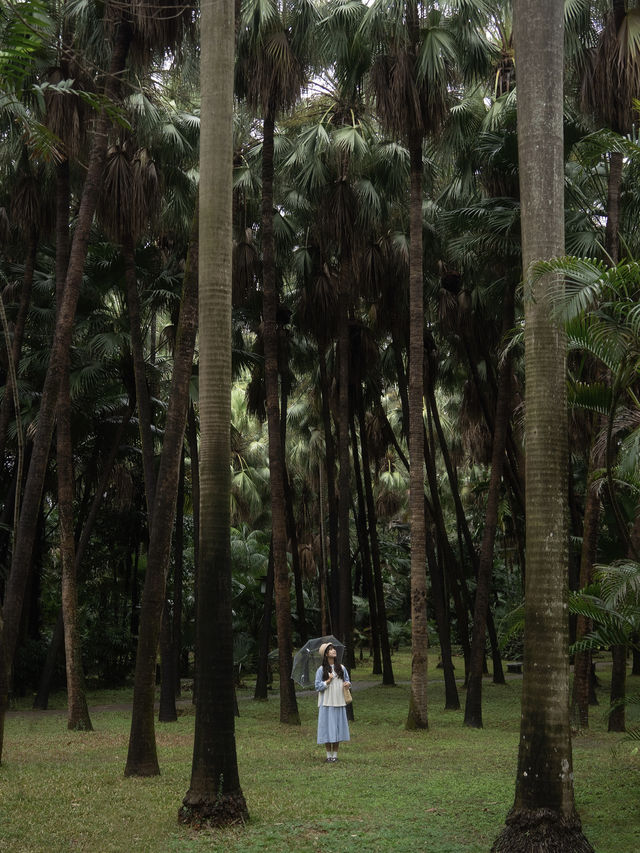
[1, 652, 638, 853]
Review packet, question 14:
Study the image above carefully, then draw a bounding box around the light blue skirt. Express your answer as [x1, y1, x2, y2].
[317, 705, 350, 744]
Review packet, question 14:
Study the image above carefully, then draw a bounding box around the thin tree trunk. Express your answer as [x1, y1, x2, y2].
[173, 450, 185, 696]
[337, 275, 352, 667]
[406, 131, 428, 730]
[357, 390, 394, 685]
[158, 600, 177, 722]
[464, 282, 514, 728]
[350, 415, 381, 673]
[608, 644, 626, 732]
[426, 524, 459, 709]
[254, 544, 274, 701]
[123, 233, 156, 518]
[572, 470, 600, 728]
[0, 20, 132, 763]
[318, 346, 339, 626]
[260, 107, 299, 725]
[125, 203, 199, 776]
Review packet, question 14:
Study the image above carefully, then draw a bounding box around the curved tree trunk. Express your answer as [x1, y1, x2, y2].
[493, 4, 593, 849]
[180, 2, 248, 818]
[260, 107, 299, 725]
[0, 20, 132, 764]
[357, 392, 394, 685]
[464, 281, 514, 728]
[406, 131, 428, 730]
[125, 204, 199, 777]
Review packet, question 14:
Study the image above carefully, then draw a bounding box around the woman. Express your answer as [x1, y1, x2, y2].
[314, 642, 351, 762]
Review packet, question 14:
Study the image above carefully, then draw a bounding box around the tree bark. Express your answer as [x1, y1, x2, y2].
[260, 107, 299, 724]
[406, 131, 428, 730]
[123, 233, 156, 518]
[125, 203, 199, 776]
[464, 281, 514, 728]
[493, 4, 593, 848]
[180, 2, 248, 818]
[350, 415, 381, 674]
[336, 274, 353, 667]
[357, 392, 394, 685]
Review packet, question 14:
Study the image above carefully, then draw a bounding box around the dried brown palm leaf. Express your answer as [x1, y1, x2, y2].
[459, 379, 492, 464]
[295, 267, 339, 343]
[233, 228, 260, 307]
[298, 543, 316, 579]
[44, 66, 85, 159]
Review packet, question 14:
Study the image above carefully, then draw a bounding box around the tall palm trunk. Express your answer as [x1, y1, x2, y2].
[261, 107, 299, 724]
[464, 281, 514, 728]
[337, 274, 353, 666]
[0, 20, 132, 763]
[180, 0, 247, 818]
[406, 131, 428, 730]
[125, 205, 199, 777]
[493, 3, 593, 848]
[318, 346, 339, 626]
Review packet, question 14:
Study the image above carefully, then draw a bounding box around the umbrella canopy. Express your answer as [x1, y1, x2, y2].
[290, 635, 345, 688]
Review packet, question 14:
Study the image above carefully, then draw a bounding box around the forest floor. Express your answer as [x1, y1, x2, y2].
[2, 651, 638, 853]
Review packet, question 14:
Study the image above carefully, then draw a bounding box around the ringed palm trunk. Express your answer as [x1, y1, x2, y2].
[124, 204, 199, 777]
[492, 3, 593, 849]
[0, 20, 132, 763]
[464, 281, 514, 728]
[261, 106, 299, 725]
[181, 0, 248, 818]
[406, 131, 428, 730]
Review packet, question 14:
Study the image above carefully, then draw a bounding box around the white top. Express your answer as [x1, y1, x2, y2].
[315, 664, 350, 708]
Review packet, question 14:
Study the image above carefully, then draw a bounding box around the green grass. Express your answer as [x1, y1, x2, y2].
[2, 654, 639, 853]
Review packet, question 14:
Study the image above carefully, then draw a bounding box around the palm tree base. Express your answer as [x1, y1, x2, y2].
[178, 792, 249, 828]
[491, 809, 594, 853]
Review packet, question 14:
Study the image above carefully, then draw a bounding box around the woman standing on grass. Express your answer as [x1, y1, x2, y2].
[315, 642, 351, 763]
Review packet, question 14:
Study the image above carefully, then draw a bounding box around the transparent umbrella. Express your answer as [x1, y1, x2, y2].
[290, 635, 345, 688]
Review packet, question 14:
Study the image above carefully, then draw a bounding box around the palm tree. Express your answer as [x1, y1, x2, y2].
[363, 0, 491, 729]
[492, 1, 593, 848]
[179, 0, 248, 824]
[236, 0, 319, 724]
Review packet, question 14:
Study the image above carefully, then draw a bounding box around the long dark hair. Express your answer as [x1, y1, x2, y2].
[321, 646, 344, 681]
